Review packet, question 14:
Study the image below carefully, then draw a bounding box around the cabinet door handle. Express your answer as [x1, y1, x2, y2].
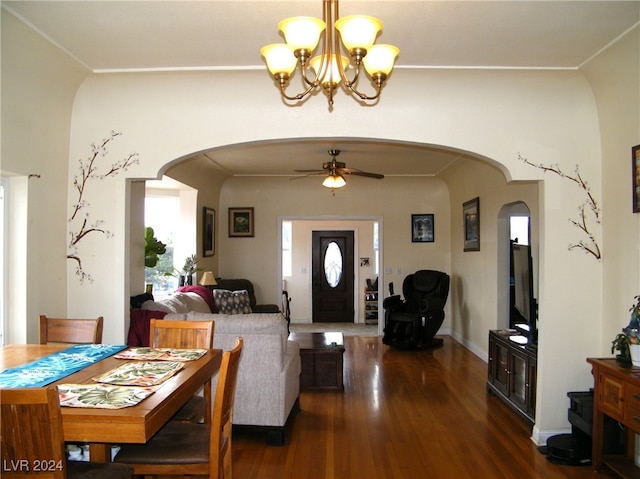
[633, 416, 640, 423]
[633, 394, 640, 401]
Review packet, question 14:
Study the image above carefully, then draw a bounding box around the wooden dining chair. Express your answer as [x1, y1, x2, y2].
[39, 315, 104, 344]
[149, 318, 215, 423]
[0, 386, 134, 479]
[115, 337, 244, 479]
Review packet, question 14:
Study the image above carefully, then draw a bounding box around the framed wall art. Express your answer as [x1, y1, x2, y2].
[463, 197, 480, 251]
[202, 207, 215, 257]
[229, 207, 254, 237]
[633, 144, 640, 213]
[411, 214, 434, 243]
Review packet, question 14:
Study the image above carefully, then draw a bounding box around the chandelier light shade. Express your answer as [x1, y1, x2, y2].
[261, 0, 399, 110]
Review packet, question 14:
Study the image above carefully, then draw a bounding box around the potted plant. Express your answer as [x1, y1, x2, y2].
[612, 294, 640, 366]
[165, 254, 203, 286]
[144, 227, 167, 268]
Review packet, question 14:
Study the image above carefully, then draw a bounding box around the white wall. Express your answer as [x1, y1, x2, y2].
[218, 175, 452, 317]
[582, 27, 640, 352]
[1, 10, 88, 342]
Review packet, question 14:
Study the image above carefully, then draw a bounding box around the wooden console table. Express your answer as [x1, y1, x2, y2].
[587, 358, 640, 478]
[289, 332, 345, 390]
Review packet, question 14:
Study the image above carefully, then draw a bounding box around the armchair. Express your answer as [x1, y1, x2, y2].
[382, 270, 450, 349]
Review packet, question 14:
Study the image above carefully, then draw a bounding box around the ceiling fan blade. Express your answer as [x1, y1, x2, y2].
[339, 167, 384, 179]
[294, 169, 326, 173]
[289, 171, 326, 181]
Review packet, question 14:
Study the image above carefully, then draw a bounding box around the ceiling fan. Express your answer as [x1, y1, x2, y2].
[293, 149, 384, 189]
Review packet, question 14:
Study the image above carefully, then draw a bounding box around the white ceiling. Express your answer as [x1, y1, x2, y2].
[5, 0, 639, 179]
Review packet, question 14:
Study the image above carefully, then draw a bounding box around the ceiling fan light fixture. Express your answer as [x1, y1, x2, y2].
[322, 174, 346, 189]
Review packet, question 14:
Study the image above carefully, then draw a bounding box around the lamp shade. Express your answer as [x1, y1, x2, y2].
[261, 44, 297, 76]
[322, 174, 346, 188]
[362, 44, 399, 76]
[309, 54, 350, 86]
[199, 271, 217, 287]
[335, 15, 382, 51]
[279, 16, 326, 51]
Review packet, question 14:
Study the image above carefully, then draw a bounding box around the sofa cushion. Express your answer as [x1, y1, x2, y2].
[176, 285, 217, 313]
[213, 289, 252, 314]
[141, 292, 211, 314]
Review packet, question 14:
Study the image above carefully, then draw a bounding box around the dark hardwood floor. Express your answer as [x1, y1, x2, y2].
[230, 335, 616, 479]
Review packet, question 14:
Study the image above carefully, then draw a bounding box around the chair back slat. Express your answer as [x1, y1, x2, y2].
[210, 336, 243, 478]
[39, 315, 104, 344]
[0, 387, 66, 479]
[149, 319, 214, 349]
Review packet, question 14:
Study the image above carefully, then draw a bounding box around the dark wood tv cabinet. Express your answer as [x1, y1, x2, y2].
[487, 330, 537, 424]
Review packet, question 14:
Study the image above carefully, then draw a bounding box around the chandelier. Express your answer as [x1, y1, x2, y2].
[260, 0, 399, 110]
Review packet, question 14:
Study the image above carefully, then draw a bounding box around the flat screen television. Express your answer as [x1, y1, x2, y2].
[509, 241, 538, 341]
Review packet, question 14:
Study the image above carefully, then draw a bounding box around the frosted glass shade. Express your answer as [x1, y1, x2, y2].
[322, 174, 346, 188]
[335, 15, 382, 51]
[310, 54, 350, 86]
[362, 44, 399, 76]
[279, 16, 326, 51]
[261, 44, 297, 76]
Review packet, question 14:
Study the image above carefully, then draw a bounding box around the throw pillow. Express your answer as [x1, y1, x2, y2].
[213, 289, 252, 315]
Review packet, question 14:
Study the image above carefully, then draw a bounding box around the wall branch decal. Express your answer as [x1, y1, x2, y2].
[518, 153, 601, 260]
[67, 131, 140, 283]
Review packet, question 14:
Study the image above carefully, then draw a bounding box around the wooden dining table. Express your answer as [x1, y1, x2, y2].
[0, 344, 222, 462]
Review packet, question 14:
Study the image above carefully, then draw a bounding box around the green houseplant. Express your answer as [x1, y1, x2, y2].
[612, 294, 640, 365]
[165, 254, 203, 286]
[144, 227, 167, 268]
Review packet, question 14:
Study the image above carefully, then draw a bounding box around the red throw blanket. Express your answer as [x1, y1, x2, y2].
[127, 285, 217, 347]
[176, 285, 218, 313]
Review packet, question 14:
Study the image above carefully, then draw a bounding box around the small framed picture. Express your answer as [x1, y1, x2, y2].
[411, 214, 434, 243]
[229, 207, 254, 237]
[633, 145, 640, 213]
[202, 207, 215, 257]
[463, 197, 480, 251]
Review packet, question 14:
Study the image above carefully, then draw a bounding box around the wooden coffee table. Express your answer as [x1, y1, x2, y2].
[289, 332, 345, 390]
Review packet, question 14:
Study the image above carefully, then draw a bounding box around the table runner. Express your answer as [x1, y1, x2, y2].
[0, 344, 127, 388]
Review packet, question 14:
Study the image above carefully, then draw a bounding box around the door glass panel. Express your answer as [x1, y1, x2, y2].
[324, 241, 343, 288]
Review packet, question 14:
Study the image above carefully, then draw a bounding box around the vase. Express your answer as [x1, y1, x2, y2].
[630, 344, 640, 367]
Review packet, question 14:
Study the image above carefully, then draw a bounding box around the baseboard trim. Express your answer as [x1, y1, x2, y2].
[531, 426, 571, 446]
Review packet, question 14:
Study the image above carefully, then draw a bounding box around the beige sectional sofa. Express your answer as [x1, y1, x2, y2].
[165, 311, 300, 444]
[129, 287, 300, 445]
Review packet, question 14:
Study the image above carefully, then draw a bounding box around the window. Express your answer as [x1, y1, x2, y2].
[145, 194, 179, 295]
[282, 221, 292, 277]
[373, 221, 379, 276]
[510, 216, 530, 245]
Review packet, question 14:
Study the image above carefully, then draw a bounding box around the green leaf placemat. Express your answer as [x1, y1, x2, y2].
[93, 361, 184, 387]
[58, 384, 154, 409]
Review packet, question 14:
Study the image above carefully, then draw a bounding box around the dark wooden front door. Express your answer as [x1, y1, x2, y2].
[311, 231, 354, 323]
